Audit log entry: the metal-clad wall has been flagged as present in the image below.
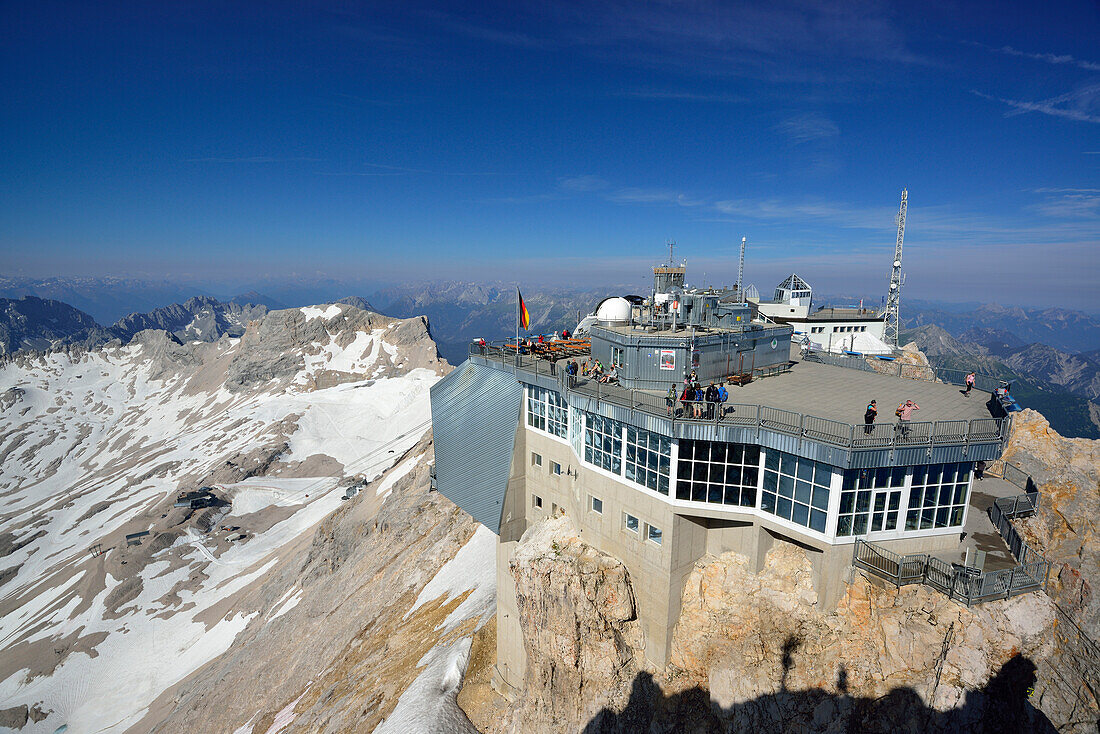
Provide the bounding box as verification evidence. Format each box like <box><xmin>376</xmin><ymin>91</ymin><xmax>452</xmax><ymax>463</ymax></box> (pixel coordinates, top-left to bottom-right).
<box><xmin>430</xmin><ymin>360</ymin><xmax>523</xmax><ymax>534</ymax></box>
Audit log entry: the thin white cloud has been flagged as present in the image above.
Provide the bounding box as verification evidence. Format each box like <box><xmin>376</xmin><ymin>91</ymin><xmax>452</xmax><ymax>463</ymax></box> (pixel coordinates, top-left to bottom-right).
<box><xmin>993</xmin><ymin>44</ymin><xmax>1100</xmax><ymax>72</ymax></box>
<box><xmin>558</xmin><ymin>175</ymin><xmax>610</xmax><ymax>192</ymax></box>
<box><xmin>972</xmin><ymin>88</ymin><xmax>1100</xmax><ymax>124</ymax></box>
<box><xmin>1032</xmin><ymin>193</ymin><xmax>1100</xmax><ymax>219</ymax></box>
<box><xmin>185</xmin><ymin>156</ymin><xmax>322</xmax><ymax>163</ymax></box>
<box><xmin>775</xmin><ymin>113</ymin><xmax>840</xmax><ymax>144</ymax></box>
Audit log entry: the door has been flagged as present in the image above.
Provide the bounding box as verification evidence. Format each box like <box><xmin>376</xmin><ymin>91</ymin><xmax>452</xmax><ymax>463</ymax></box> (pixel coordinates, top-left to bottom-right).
<box><xmin>870</xmin><ymin>489</ymin><xmax>902</xmax><ymax>532</ymax></box>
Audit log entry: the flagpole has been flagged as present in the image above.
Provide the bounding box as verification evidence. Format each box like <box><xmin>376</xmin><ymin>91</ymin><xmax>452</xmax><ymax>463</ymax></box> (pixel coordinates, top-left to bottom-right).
<box><xmin>515</xmin><ymin>284</ymin><xmax>519</xmax><ymax>372</ymax></box>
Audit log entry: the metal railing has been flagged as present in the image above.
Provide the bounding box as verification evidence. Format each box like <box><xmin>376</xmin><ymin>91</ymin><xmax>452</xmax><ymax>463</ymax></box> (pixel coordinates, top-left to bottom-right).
<box><xmin>804</xmin><ymin>350</ymin><xmax>1003</xmax><ymax>393</ymax></box>
<box><xmin>471</xmin><ymin>342</ymin><xmax>1006</xmax><ymax>452</ymax></box>
<box><xmin>853</xmin><ymin>537</ymin><xmax>1048</xmax><ymax>606</ymax></box>
<box><xmin>851</xmin><ymin>466</ymin><xmax>1051</xmax><ymax>606</ymax></box>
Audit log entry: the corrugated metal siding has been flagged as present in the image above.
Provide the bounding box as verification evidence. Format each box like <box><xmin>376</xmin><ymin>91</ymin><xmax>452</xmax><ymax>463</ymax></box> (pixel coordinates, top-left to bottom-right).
<box><xmin>430</xmin><ymin>360</ymin><xmax>523</xmax><ymax>534</ymax></box>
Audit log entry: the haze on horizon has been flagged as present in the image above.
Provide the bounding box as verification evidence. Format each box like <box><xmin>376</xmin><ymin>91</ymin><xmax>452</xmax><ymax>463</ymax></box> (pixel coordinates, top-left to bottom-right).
<box><xmin>1</xmin><ymin>1</ymin><xmax>1097</xmax><ymax>310</ymax></box>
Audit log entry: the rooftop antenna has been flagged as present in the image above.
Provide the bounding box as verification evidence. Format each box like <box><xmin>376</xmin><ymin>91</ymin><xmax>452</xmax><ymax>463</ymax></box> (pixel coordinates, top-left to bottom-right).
<box><xmin>737</xmin><ymin>236</ymin><xmax>746</xmax><ymax>301</ymax></box>
<box><xmin>883</xmin><ymin>189</ymin><xmax>907</xmax><ymax>348</ymax></box>
<box><xmin>667</xmin><ymin>239</ymin><xmax>676</xmax><ymax>264</ymax></box>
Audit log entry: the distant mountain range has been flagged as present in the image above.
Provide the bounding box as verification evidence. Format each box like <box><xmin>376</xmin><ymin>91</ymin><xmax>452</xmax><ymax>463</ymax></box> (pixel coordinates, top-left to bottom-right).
<box><xmin>0</xmin><ymin>292</ymin><xmax>385</xmax><ymax>358</ymax></box>
<box><xmin>901</xmin><ymin>324</ymin><xmax>1100</xmax><ymax>439</ymax></box>
<box><xmin>0</xmin><ymin>296</ymin><xmax>103</xmax><ymax>354</ymax></box>
<box><xmin>371</xmin><ymin>281</ymin><xmax>604</xmax><ymax>365</ymax></box>
<box><xmin>902</xmin><ymin>303</ymin><xmax>1100</xmax><ymax>354</ymax></box>
<box><xmin>4</xmin><ymin>275</ymin><xmax>1099</xmax><ymax>436</ymax></box>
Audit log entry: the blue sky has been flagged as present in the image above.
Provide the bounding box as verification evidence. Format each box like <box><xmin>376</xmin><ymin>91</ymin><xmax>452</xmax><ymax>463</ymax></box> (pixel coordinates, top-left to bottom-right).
<box><xmin>1</xmin><ymin>1</ymin><xmax>1098</xmax><ymax>308</ymax></box>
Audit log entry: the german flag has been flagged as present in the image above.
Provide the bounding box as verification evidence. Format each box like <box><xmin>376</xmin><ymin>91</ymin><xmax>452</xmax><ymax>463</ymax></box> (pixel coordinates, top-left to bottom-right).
<box><xmin>518</xmin><ymin>287</ymin><xmax>530</xmax><ymax>331</ymax></box>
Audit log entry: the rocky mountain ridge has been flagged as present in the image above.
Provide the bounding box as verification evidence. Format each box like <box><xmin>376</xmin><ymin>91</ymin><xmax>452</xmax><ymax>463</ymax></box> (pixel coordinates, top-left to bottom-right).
<box><xmin>0</xmin><ymin>295</ymin><xmax>103</xmax><ymax>354</ymax></box>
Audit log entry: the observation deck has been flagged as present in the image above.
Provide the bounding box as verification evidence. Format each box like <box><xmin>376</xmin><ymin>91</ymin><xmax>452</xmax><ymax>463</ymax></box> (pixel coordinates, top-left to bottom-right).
<box><xmin>468</xmin><ymin>340</ymin><xmax>1007</xmax><ymax>468</ymax></box>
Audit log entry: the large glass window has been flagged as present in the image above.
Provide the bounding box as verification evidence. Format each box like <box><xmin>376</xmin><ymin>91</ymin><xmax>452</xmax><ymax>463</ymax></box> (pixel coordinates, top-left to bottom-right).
<box><xmin>584</xmin><ymin>413</ymin><xmax>622</xmax><ymax>475</ymax></box>
<box><xmin>905</xmin><ymin>463</ymin><xmax>971</xmax><ymax>531</ymax></box>
<box><xmin>837</xmin><ymin>467</ymin><xmax>906</xmax><ymax>536</ymax></box>
<box><xmin>570</xmin><ymin>406</ymin><xmax>584</xmax><ymax>457</ymax></box>
<box><xmin>675</xmin><ymin>439</ymin><xmax>759</xmax><ymax>507</ymax></box>
<box><xmin>527</xmin><ymin>386</ymin><xmax>567</xmax><ymax>438</ymax></box>
<box><xmin>761</xmin><ymin>450</ymin><xmax>832</xmax><ymax>533</ymax></box>
<box><xmin>625</xmin><ymin>426</ymin><xmax>671</xmax><ymax>495</ymax></box>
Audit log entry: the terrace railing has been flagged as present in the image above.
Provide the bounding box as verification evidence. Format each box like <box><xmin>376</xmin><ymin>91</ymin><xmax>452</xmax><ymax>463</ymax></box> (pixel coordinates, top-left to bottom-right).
<box><xmin>470</xmin><ymin>341</ymin><xmax>1006</xmax><ymax>453</ymax></box>
<box><xmin>804</xmin><ymin>350</ymin><xmax>1003</xmax><ymax>393</ymax></box>
<box><xmin>852</xmin><ymin>463</ymin><xmax>1051</xmax><ymax>606</ymax></box>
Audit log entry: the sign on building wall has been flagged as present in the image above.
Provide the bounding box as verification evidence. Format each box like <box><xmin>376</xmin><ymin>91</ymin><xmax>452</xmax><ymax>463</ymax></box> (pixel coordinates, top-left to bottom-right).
<box><xmin>659</xmin><ymin>350</ymin><xmax>676</xmax><ymax>370</ymax></box>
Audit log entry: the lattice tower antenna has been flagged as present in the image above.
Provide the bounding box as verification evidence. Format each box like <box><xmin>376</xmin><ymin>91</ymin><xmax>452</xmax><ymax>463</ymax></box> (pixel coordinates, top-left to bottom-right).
<box><xmin>883</xmin><ymin>188</ymin><xmax>907</xmax><ymax>348</ymax></box>
<box><xmin>737</xmin><ymin>236</ymin><xmax>746</xmax><ymax>300</ymax></box>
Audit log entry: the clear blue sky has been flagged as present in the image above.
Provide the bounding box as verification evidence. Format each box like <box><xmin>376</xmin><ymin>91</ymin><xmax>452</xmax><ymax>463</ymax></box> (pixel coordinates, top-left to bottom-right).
<box><xmin>2</xmin><ymin>1</ymin><xmax>1097</xmax><ymax>308</ymax></box>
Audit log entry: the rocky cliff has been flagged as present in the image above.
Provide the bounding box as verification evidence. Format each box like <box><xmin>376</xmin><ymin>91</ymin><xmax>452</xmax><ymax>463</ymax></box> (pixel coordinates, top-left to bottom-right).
<box><xmin>467</xmin><ymin>409</ymin><xmax>1100</xmax><ymax>733</ymax></box>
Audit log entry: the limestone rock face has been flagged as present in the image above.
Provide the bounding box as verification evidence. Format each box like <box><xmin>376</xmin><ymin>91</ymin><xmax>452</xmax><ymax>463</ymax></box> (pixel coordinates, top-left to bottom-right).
<box><xmin>484</xmin><ymin>519</ymin><xmax>1079</xmax><ymax>733</ymax></box>
<box><xmin>670</xmin><ymin>548</ymin><xmax>1058</xmax><ymax>733</ymax></box>
<box><xmin>503</xmin><ymin>516</ymin><xmax>645</xmax><ymax>733</ymax></box>
<box><xmin>1001</xmin><ymin>409</ymin><xmax>1100</xmax><ymax>635</ymax></box>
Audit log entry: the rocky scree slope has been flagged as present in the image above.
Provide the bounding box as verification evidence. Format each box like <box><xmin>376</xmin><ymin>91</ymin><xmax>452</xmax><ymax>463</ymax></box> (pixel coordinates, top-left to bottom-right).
<box><xmin>0</xmin><ymin>302</ymin><xmax>447</xmax><ymax>732</ymax></box>
<box><xmin>141</xmin><ymin>434</ymin><xmax>494</xmax><ymax>734</ymax></box>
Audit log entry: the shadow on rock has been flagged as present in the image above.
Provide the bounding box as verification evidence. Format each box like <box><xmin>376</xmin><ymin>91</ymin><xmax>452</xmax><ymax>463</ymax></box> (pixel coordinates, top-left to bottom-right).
<box><xmin>582</xmin><ymin>653</ymin><xmax>1056</xmax><ymax>734</ymax></box>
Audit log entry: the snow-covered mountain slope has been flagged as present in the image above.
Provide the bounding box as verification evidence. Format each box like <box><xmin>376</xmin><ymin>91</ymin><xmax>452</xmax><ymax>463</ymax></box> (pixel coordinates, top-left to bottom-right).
<box><xmin>0</xmin><ymin>303</ymin><xmax>455</xmax><ymax>733</ymax></box>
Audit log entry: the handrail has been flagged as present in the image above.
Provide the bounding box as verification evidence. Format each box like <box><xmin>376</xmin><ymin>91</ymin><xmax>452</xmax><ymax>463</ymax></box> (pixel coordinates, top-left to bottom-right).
<box><xmin>804</xmin><ymin>350</ymin><xmax>1003</xmax><ymax>392</ymax></box>
<box><xmin>470</xmin><ymin>342</ymin><xmax>1006</xmax><ymax>451</ymax></box>
<box><xmin>852</xmin><ymin>466</ymin><xmax>1051</xmax><ymax>606</ymax></box>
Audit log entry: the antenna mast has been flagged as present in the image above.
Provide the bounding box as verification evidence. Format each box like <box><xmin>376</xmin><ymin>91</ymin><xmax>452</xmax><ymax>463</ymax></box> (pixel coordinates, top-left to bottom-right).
<box><xmin>883</xmin><ymin>189</ymin><xmax>907</xmax><ymax>348</ymax></box>
<box><xmin>737</xmin><ymin>236</ymin><xmax>746</xmax><ymax>301</ymax></box>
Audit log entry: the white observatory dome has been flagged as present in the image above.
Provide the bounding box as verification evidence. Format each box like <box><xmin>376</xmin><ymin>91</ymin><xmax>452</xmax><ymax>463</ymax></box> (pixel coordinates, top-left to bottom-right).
<box><xmin>595</xmin><ymin>297</ymin><xmax>632</xmax><ymax>325</ymax></box>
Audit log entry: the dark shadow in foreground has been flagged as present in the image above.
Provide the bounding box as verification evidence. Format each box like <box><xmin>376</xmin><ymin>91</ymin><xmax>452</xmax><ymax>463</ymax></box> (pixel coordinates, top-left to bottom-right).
<box><xmin>582</xmin><ymin>651</ymin><xmax>1057</xmax><ymax>734</ymax></box>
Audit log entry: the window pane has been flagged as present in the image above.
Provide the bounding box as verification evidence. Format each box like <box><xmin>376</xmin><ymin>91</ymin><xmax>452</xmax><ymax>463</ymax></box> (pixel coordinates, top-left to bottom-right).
<box><xmin>791</xmin><ymin>502</ymin><xmax>809</xmax><ymax>526</ymax></box>
<box><xmin>776</xmin><ymin>497</ymin><xmax>792</xmax><ymax>519</ymax></box>
<box><xmin>779</xmin><ymin>475</ymin><xmax>795</xmax><ymax>498</ymax></box>
<box><xmin>761</xmin><ymin>492</ymin><xmax>776</xmax><ymax>512</ymax></box>
<box><xmin>797</xmin><ymin>459</ymin><xmax>814</xmax><ymax>482</ymax></box>
<box><xmin>809</xmin><ymin>510</ymin><xmax>827</xmax><ymax>534</ymax></box>
<box><xmin>837</xmin><ymin>515</ymin><xmax>853</xmax><ymax>536</ymax></box>
<box><xmin>648</xmin><ymin>525</ymin><xmax>662</xmax><ymax>544</ymax></box>
<box><xmin>840</xmin><ymin>493</ymin><xmax>855</xmax><ymax>514</ymax></box>
<box><xmin>811</xmin><ymin>487</ymin><xmax>830</xmax><ymax>511</ymax></box>
<box><xmin>708</xmin><ymin>483</ymin><xmax>723</xmax><ymax>503</ymax></box>
<box><xmin>794</xmin><ymin>481</ymin><xmax>812</xmax><ymax>504</ymax></box>
<box><xmin>625</xmin><ymin>514</ymin><xmax>639</xmax><ymax>532</ymax></box>
<box><xmin>763</xmin><ymin>470</ymin><xmax>778</xmax><ymax>492</ymax></box>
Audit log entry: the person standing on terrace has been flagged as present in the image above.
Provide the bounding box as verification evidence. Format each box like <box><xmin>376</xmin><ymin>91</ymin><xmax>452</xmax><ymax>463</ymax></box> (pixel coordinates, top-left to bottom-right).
<box><xmin>963</xmin><ymin>371</ymin><xmax>976</xmax><ymax>397</ymax></box>
<box><xmin>864</xmin><ymin>400</ymin><xmax>877</xmax><ymax>435</ymax></box>
<box><xmin>896</xmin><ymin>400</ymin><xmax>920</xmax><ymax>437</ymax></box>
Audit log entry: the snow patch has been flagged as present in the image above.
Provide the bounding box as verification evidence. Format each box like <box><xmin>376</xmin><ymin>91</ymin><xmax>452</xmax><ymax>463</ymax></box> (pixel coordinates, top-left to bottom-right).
<box><xmin>407</xmin><ymin>525</ymin><xmax>496</xmax><ymax>633</ymax></box>
<box><xmin>299</xmin><ymin>305</ymin><xmax>342</xmax><ymax>322</ymax></box>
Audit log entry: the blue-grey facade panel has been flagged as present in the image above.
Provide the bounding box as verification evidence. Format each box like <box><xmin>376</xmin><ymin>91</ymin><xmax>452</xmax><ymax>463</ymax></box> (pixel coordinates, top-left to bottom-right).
<box><xmin>430</xmin><ymin>360</ymin><xmax>523</xmax><ymax>534</ymax></box>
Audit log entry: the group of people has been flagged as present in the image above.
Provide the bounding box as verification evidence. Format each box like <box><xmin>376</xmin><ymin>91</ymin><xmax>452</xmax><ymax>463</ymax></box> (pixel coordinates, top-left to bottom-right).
<box><xmin>667</xmin><ymin>380</ymin><xmax>729</xmax><ymax>420</ymax></box>
<box><xmin>863</xmin><ymin>398</ymin><xmax>921</xmax><ymax>436</ymax></box>
<box><xmin>564</xmin><ymin>358</ymin><xmax>617</xmax><ymax>385</ymax></box>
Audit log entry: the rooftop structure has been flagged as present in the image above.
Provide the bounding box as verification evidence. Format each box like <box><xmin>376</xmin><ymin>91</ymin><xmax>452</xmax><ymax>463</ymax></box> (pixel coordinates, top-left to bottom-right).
<box><xmin>431</xmin><ymin>257</ymin><xmax>1017</xmax><ymax>689</ymax></box>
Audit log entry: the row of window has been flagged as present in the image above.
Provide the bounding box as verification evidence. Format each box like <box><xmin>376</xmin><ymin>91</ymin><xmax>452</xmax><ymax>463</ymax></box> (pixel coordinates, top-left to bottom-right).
<box><xmin>602</xmin><ymin>497</ymin><xmax>662</xmax><ymax>545</ymax></box>
<box><xmin>531</xmin><ymin>490</ymin><xmax>665</xmax><ymax>546</ymax></box>
<box><xmin>527</xmin><ymin>388</ymin><xmax>971</xmax><ymax>538</ymax></box>
<box><xmin>809</xmin><ymin>325</ymin><xmax>869</xmax><ymax>334</ymax></box>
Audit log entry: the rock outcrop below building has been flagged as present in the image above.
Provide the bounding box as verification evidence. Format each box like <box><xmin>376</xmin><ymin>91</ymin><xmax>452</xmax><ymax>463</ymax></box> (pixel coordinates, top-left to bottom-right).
<box><xmin>480</xmin><ymin>514</ymin><xmax>1071</xmax><ymax>733</ymax></box>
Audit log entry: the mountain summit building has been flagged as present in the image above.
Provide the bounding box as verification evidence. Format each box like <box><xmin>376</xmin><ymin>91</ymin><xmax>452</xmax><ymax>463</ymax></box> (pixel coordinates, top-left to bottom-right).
<box><xmin>429</xmin><ymin>261</ymin><xmax>1011</xmax><ymax>691</ymax></box>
